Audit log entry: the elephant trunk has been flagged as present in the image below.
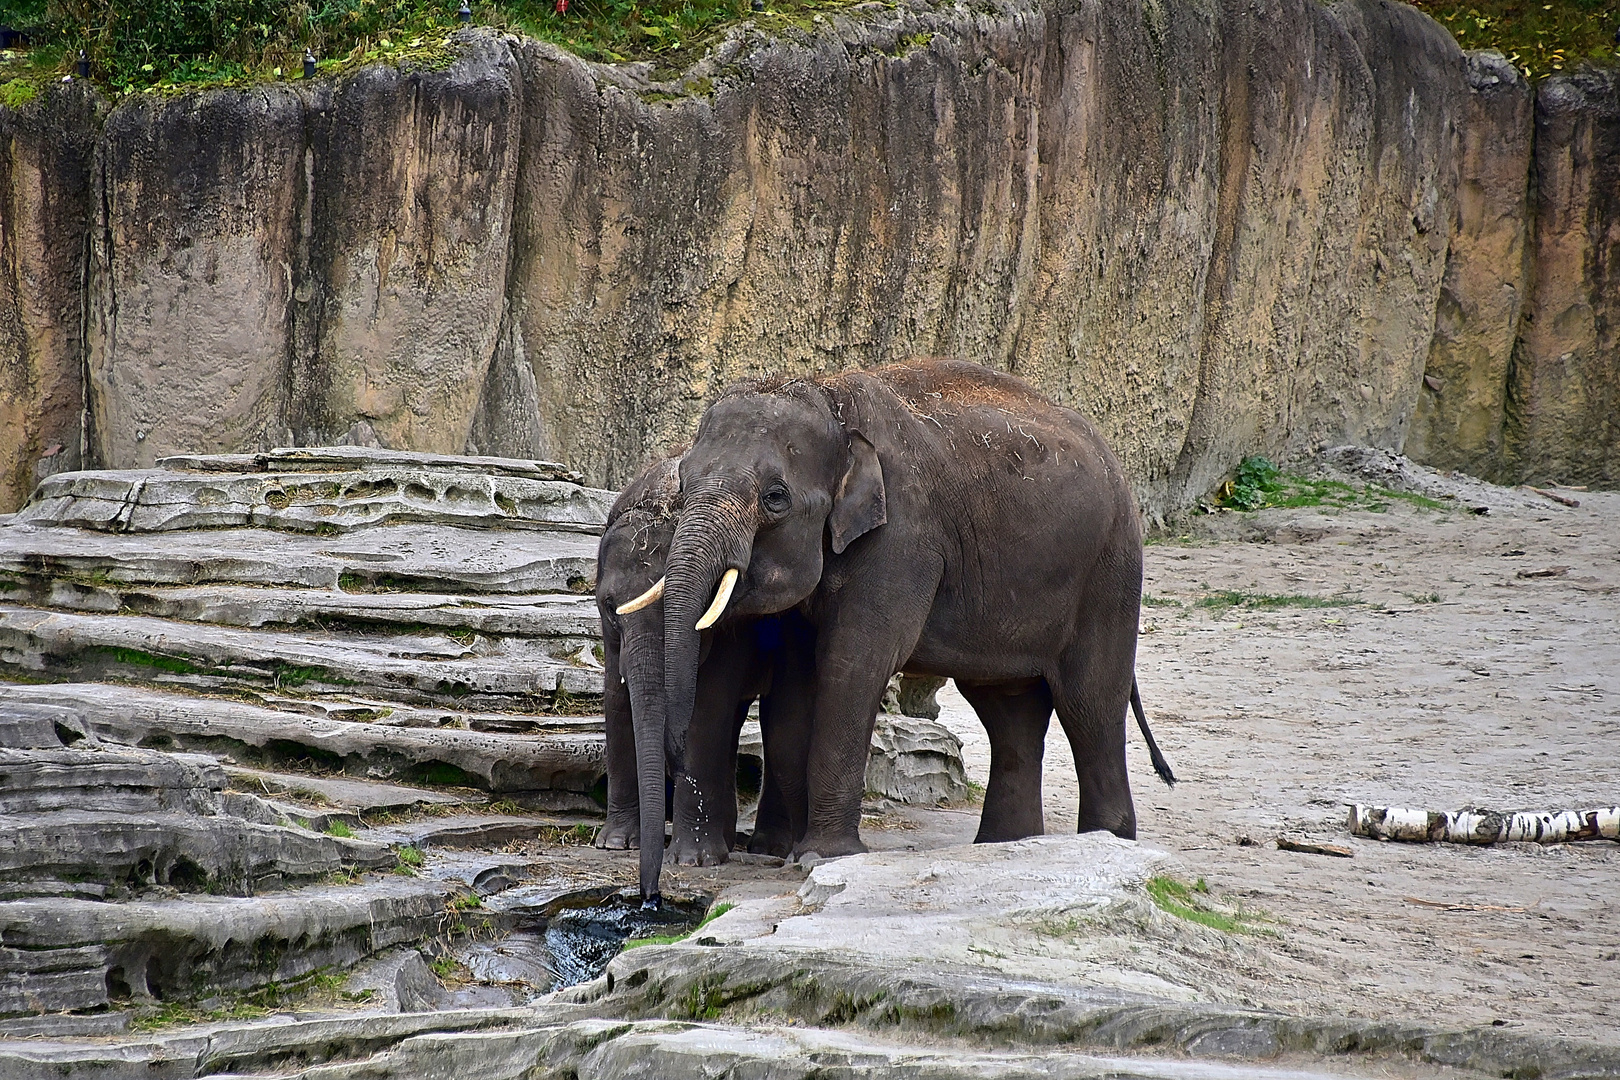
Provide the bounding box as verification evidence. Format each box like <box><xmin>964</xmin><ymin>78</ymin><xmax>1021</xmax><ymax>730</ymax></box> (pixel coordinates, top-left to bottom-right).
<box><xmin>619</xmin><ymin>614</ymin><xmax>668</xmax><ymax>903</ymax></box>
<box><xmin>662</xmin><ymin>486</ymin><xmax>756</xmax><ymax>814</ymax></box>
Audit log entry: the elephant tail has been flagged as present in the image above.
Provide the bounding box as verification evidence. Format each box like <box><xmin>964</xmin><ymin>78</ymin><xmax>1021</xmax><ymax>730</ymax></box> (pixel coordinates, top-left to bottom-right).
<box><xmin>1130</xmin><ymin>679</ymin><xmax>1176</xmax><ymax>786</ymax></box>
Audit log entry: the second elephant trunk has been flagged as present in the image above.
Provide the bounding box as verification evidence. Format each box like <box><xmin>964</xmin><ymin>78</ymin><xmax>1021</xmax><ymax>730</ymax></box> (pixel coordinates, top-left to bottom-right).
<box><xmin>620</xmin><ymin>614</ymin><xmax>668</xmax><ymax>902</ymax></box>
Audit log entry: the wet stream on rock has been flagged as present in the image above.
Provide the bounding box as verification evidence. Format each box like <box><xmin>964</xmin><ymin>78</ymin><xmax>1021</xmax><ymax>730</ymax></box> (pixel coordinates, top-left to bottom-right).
<box><xmin>542</xmin><ymin>898</ymin><xmax>705</xmax><ymax>986</ymax></box>
<box><xmin>465</xmin><ymin>891</ymin><xmax>709</xmax><ymax>995</ymax></box>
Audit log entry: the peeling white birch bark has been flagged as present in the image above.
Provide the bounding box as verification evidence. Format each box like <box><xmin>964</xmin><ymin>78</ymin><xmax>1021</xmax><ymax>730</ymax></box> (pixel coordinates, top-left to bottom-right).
<box><xmin>1349</xmin><ymin>804</ymin><xmax>1620</xmax><ymax>844</ymax></box>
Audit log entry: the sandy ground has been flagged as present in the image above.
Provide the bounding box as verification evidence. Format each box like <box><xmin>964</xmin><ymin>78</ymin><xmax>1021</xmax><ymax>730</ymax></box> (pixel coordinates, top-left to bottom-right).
<box><xmin>927</xmin><ymin>487</ymin><xmax>1620</xmax><ymax>1044</ymax></box>
<box><xmin>642</xmin><ymin>482</ymin><xmax>1618</xmax><ymax>1048</ymax></box>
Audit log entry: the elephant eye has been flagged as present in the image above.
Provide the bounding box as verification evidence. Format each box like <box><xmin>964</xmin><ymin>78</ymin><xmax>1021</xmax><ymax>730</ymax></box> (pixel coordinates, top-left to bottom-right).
<box><xmin>760</xmin><ymin>485</ymin><xmax>791</xmax><ymax>515</ymax></box>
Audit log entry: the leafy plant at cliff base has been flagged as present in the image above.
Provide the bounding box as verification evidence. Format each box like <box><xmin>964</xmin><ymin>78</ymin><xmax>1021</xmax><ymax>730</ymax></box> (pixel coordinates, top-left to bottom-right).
<box><xmin>1217</xmin><ymin>455</ymin><xmax>1284</xmax><ymax>511</ymax></box>
<box><xmin>1213</xmin><ymin>455</ymin><xmax>1450</xmax><ymax>514</ymax></box>
<box><xmin>1404</xmin><ymin>0</ymin><xmax>1619</xmax><ymax>79</ymax></box>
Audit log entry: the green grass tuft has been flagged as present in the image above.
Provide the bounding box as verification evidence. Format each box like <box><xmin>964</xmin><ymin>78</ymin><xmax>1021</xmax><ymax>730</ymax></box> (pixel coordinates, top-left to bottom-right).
<box><xmin>325</xmin><ymin>819</ymin><xmax>355</xmax><ymax>838</ymax></box>
<box><xmin>1195</xmin><ymin>590</ymin><xmax>1359</xmax><ymax>611</ymax></box>
<box><xmin>93</xmin><ymin>646</ymin><xmax>206</xmax><ymax>675</ymax></box>
<box><xmin>1145</xmin><ymin>875</ymin><xmax>1251</xmax><ymax>933</ymax></box>
<box><xmin>621</xmin><ymin>901</ymin><xmax>734</xmax><ymax>950</ymax></box>
<box><xmin>393</xmin><ymin>845</ymin><xmax>425</xmax><ymax>874</ymax></box>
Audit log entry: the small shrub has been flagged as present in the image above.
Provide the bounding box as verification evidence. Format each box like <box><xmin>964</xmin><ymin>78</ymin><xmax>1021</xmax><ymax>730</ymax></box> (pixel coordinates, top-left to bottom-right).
<box><xmin>0</xmin><ymin>78</ymin><xmax>38</xmax><ymax>108</ymax></box>
<box><xmin>1218</xmin><ymin>455</ymin><xmax>1283</xmax><ymax>511</ymax></box>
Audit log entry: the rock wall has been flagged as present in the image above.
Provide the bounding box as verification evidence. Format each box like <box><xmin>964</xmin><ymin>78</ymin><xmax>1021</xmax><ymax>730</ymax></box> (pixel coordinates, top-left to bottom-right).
<box><xmin>1</xmin><ymin>0</ymin><xmax>1616</xmax><ymax>515</ymax></box>
<box><xmin>0</xmin><ymin>85</ymin><xmax>100</xmax><ymax>511</ymax></box>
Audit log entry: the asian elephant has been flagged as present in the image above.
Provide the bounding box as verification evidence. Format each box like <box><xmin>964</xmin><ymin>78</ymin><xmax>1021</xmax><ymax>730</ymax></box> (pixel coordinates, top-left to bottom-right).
<box><xmin>594</xmin><ymin>456</ymin><xmax>814</xmax><ymax>891</ymax></box>
<box><xmin>638</xmin><ymin>359</ymin><xmax>1158</xmax><ymax>901</ymax></box>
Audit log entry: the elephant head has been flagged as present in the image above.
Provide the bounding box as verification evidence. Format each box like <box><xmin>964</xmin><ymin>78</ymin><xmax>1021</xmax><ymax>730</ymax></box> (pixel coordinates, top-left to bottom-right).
<box><xmin>655</xmin><ymin>382</ymin><xmax>887</xmax><ymax>882</ymax></box>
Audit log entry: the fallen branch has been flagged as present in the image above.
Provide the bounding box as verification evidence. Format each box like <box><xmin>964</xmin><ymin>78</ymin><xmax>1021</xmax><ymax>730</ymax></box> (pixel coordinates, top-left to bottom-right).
<box><xmin>1349</xmin><ymin>804</ymin><xmax>1620</xmax><ymax>845</ymax></box>
<box><xmin>1526</xmin><ymin>486</ymin><xmax>1580</xmax><ymax>508</ymax></box>
<box><xmin>1276</xmin><ymin>837</ymin><xmax>1353</xmax><ymax>858</ymax></box>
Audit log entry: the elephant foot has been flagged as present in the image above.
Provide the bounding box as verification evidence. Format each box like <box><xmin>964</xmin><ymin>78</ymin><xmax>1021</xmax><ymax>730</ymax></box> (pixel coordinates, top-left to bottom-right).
<box><xmin>746</xmin><ymin>827</ymin><xmax>794</xmax><ymax>858</ymax></box>
<box><xmin>792</xmin><ymin>829</ymin><xmax>867</xmax><ymax>862</ymax></box>
<box><xmin>667</xmin><ymin>834</ymin><xmax>731</xmax><ymax>867</ymax></box>
<box><xmin>595</xmin><ymin>816</ymin><xmax>640</xmax><ymax>850</ymax></box>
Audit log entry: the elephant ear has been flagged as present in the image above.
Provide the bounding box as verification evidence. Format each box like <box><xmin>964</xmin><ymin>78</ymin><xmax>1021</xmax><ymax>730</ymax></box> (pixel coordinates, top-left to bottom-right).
<box><xmin>829</xmin><ymin>431</ymin><xmax>886</xmax><ymax>555</ymax></box>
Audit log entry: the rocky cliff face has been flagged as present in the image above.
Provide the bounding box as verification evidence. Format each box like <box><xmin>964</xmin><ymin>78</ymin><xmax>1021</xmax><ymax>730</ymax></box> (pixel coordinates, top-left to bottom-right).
<box><xmin>1</xmin><ymin>0</ymin><xmax>1615</xmax><ymax>515</ymax></box>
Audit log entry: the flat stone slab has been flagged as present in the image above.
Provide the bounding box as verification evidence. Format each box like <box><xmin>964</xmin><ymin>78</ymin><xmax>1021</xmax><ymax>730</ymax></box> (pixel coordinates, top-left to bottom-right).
<box><xmin>0</xmin><ymin>521</ymin><xmax>600</xmax><ymax>594</ymax></box>
<box><xmin>0</xmin><ymin>604</ymin><xmax>603</xmax><ymax>705</ymax></box>
<box><xmin>0</xmin><ymin>1007</ymin><xmax>533</xmax><ymax>1080</ymax></box>
<box><xmin>4</xmin><ymin>579</ymin><xmax>602</xmax><ymax>640</ymax></box>
<box><xmin>0</xmin><ymin>744</ymin><xmax>223</xmax><ymax>816</ymax></box>
<box><xmin>369</xmin><ymin>814</ymin><xmax>590</xmax><ymax>851</ymax></box>
<box><xmin>17</xmin><ymin>453</ymin><xmax>613</xmax><ymax>535</ymax></box>
<box><xmin>224</xmin><ymin>767</ymin><xmax>481</xmax><ymax>814</ymax></box>
<box><xmin>0</xmin><ymin>683</ymin><xmax>606</xmax><ymax>800</ymax></box>
<box><xmin>0</xmin><ymin>1012</ymin><xmax>1557</xmax><ymax>1080</ymax></box>
<box><xmin>0</xmin><ymin>878</ymin><xmax>457</xmax><ymax>1016</ymax></box>
<box><xmin>563</xmin><ymin>835</ymin><xmax>1620</xmax><ymax>1080</ymax></box>
<box><xmin>0</xmin><ymin>809</ymin><xmax>395</xmax><ymax>898</ymax></box>
<box><xmin>169</xmin><ymin>446</ymin><xmax>587</xmax><ymax>483</ymax></box>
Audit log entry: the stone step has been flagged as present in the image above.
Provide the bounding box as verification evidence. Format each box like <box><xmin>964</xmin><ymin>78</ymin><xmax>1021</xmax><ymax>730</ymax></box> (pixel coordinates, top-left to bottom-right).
<box><xmin>369</xmin><ymin>814</ymin><xmax>598</xmax><ymax>852</ymax></box>
<box><xmin>0</xmin><ymin>878</ymin><xmax>459</xmax><ymax>1017</ymax></box>
<box><xmin>0</xmin><ymin>683</ymin><xmax>606</xmax><ymax>807</ymax></box>
<box><xmin>0</xmin><ymin>521</ymin><xmax>600</xmax><ymax>595</ymax></box>
<box><xmin>0</xmin><ymin>744</ymin><xmax>223</xmax><ymax>815</ymax></box>
<box><xmin>0</xmin><ymin>809</ymin><xmax>396</xmax><ymax>899</ymax></box>
<box><xmin>0</xmin><ymin>604</ymin><xmax>603</xmax><ymax>709</ymax></box>
<box><xmin>0</xmin><ymin>1014</ymin><xmax>1431</xmax><ymax>1080</ymax></box>
<box><xmin>2</xmin><ymin>578</ymin><xmax>601</xmax><ymax>640</ymax></box>
<box><xmin>17</xmin><ymin>450</ymin><xmax>613</xmax><ymax>536</ymax></box>
<box><xmin>171</xmin><ymin>446</ymin><xmax>587</xmax><ymax>483</ymax></box>
<box><xmin>223</xmin><ymin>766</ymin><xmax>483</xmax><ymax>816</ymax></box>
<box><xmin>0</xmin><ymin>1008</ymin><xmax>532</xmax><ymax>1080</ymax></box>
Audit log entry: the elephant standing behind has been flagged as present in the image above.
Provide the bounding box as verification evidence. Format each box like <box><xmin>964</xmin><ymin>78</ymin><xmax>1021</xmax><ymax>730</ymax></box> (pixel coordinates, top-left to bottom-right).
<box><xmin>594</xmin><ymin>456</ymin><xmax>813</xmax><ymax>887</ymax></box>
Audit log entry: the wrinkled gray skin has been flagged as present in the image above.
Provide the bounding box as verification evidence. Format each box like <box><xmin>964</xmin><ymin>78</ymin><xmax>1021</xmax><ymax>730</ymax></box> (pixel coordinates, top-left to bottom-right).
<box><xmin>659</xmin><ymin>361</ymin><xmax>1145</xmax><ymax>896</ymax></box>
<box><xmin>595</xmin><ymin>458</ymin><xmax>813</xmax><ymax>890</ymax></box>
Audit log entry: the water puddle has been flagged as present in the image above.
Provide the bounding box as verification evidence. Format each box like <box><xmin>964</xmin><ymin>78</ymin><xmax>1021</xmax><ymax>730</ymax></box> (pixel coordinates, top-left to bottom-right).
<box><xmin>543</xmin><ymin>894</ymin><xmax>708</xmax><ymax>987</ymax></box>
<box><xmin>464</xmin><ymin>888</ymin><xmax>709</xmax><ymax>993</ymax></box>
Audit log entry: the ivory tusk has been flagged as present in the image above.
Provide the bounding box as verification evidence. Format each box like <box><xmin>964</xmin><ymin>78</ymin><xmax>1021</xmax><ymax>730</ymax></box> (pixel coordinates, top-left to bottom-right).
<box><xmin>615</xmin><ymin>576</ymin><xmax>665</xmax><ymax>615</ymax></box>
<box><xmin>694</xmin><ymin>568</ymin><xmax>740</xmax><ymax>630</ymax></box>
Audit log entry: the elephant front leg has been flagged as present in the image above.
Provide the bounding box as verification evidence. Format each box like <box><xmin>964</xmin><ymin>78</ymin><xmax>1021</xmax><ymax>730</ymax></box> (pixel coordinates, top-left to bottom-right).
<box><xmin>793</xmin><ymin>655</ymin><xmax>892</xmax><ymax>861</ymax></box>
<box><xmin>669</xmin><ymin>638</ymin><xmax>757</xmax><ymax>867</ymax></box>
<box><xmin>669</xmin><ymin>710</ymin><xmax>743</xmax><ymax>867</ymax></box>
<box><xmin>793</xmin><ymin>578</ymin><xmax>934</xmax><ymax>861</ymax></box>
<box><xmin>596</xmin><ymin>635</ymin><xmax>641</xmax><ymax>850</ymax></box>
<box><xmin>752</xmin><ymin>628</ymin><xmax>816</xmax><ymax>856</ymax></box>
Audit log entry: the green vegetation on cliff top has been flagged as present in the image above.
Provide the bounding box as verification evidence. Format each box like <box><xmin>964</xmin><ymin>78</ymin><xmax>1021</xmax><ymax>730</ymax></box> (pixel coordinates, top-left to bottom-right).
<box><xmin>1407</xmin><ymin>0</ymin><xmax>1618</xmax><ymax>79</ymax></box>
<box><xmin>0</xmin><ymin>0</ymin><xmax>869</xmax><ymax>95</ymax></box>
<box><xmin>0</xmin><ymin>0</ymin><xmax>1614</xmax><ymax>98</ymax></box>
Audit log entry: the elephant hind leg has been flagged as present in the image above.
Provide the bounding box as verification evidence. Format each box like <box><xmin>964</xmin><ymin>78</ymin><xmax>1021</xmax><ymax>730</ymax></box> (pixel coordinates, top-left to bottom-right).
<box><xmin>1048</xmin><ymin>640</ymin><xmax>1138</xmax><ymax>841</ymax></box>
<box><xmin>956</xmin><ymin>677</ymin><xmax>1051</xmax><ymax>843</ymax></box>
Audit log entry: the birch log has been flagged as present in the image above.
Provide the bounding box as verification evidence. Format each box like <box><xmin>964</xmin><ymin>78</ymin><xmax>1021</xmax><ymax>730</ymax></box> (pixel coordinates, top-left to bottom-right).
<box><xmin>1349</xmin><ymin>804</ymin><xmax>1620</xmax><ymax>844</ymax></box>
